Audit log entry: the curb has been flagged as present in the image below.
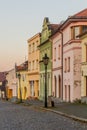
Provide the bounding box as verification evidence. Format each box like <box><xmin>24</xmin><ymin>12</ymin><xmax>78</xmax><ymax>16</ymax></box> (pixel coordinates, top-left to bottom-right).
<box><xmin>9</xmin><ymin>101</ymin><xmax>87</xmax><ymax>123</ymax></box>
<box><xmin>39</xmin><ymin>107</ymin><xmax>87</xmax><ymax>123</ymax></box>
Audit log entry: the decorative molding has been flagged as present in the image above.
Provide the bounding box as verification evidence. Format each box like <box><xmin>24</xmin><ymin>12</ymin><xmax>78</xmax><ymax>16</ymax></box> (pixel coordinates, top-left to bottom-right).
<box><xmin>64</xmin><ymin>47</ymin><xmax>81</xmax><ymax>54</ymax></box>
<box><xmin>63</xmin><ymin>39</ymin><xmax>81</xmax><ymax>47</ymax></box>
<box><xmin>28</xmin><ymin>72</ymin><xmax>39</xmax><ymax>75</ymax></box>
<box><xmin>52</xmin><ymin>66</ymin><xmax>62</xmax><ymax>71</ymax></box>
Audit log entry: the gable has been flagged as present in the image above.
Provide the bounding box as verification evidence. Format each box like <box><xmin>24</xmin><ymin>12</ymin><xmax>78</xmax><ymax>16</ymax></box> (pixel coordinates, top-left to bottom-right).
<box><xmin>41</xmin><ymin>17</ymin><xmax>59</xmax><ymax>44</ymax></box>
<box><xmin>41</xmin><ymin>17</ymin><xmax>51</xmax><ymax>44</ymax></box>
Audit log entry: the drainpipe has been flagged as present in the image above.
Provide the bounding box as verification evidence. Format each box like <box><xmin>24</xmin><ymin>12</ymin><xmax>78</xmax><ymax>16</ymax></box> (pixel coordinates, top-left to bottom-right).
<box><xmin>59</xmin><ymin>30</ymin><xmax>63</xmax><ymax>100</ymax></box>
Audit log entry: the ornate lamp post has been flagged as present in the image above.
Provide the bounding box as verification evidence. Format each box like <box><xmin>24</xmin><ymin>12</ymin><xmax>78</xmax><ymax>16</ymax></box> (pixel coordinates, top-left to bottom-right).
<box><xmin>43</xmin><ymin>53</ymin><xmax>49</xmax><ymax>108</ymax></box>
<box><xmin>17</xmin><ymin>73</ymin><xmax>22</xmax><ymax>103</ymax></box>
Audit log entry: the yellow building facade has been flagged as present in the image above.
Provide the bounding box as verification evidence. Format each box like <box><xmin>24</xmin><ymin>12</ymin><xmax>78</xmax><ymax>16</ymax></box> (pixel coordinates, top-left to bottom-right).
<box><xmin>80</xmin><ymin>32</ymin><xmax>87</xmax><ymax>103</ymax></box>
<box><xmin>16</xmin><ymin>61</ymin><xmax>28</xmax><ymax>100</ymax></box>
<box><xmin>27</xmin><ymin>33</ymin><xmax>40</xmax><ymax>98</ymax></box>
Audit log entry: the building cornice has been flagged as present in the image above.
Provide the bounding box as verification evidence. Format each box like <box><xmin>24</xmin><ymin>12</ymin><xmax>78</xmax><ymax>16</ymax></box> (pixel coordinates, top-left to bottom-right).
<box><xmin>52</xmin><ymin>66</ymin><xmax>62</xmax><ymax>71</ymax></box>
<box><xmin>63</xmin><ymin>39</ymin><xmax>81</xmax><ymax>47</ymax></box>
<box><xmin>27</xmin><ymin>33</ymin><xmax>41</xmax><ymax>43</ymax></box>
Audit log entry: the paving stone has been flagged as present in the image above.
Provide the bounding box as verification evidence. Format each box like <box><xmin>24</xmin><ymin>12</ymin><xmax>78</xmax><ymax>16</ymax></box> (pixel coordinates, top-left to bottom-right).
<box><xmin>0</xmin><ymin>101</ymin><xmax>87</xmax><ymax>130</ymax></box>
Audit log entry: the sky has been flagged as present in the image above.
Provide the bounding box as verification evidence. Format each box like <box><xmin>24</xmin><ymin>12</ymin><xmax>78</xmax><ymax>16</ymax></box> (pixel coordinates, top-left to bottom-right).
<box><xmin>0</xmin><ymin>0</ymin><xmax>87</xmax><ymax>72</ymax></box>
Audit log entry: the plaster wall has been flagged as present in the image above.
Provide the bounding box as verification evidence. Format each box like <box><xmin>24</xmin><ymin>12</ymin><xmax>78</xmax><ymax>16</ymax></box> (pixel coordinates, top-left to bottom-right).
<box><xmin>63</xmin><ymin>21</ymin><xmax>83</xmax><ymax>102</ymax></box>
<box><xmin>6</xmin><ymin>69</ymin><xmax>17</xmax><ymax>97</ymax></box>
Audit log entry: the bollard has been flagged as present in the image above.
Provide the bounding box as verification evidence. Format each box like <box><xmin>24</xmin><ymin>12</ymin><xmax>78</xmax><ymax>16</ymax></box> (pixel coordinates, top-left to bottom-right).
<box><xmin>51</xmin><ymin>101</ymin><xmax>54</xmax><ymax>107</ymax></box>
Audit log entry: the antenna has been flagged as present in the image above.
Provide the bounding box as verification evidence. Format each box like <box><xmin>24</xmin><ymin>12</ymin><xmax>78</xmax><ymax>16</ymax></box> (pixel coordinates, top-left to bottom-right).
<box><xmin>25</xmin><ymin>55</ymin><xmax>26</xmax><ymax>62</ymax></box>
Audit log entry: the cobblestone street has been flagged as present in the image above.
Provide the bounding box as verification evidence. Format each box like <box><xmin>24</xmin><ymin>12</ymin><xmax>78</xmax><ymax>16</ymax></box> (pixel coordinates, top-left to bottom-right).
<box><xmin>0</xmin><ymin>101</ymin><xmax>87</xmax><ymax>130</ymax></box>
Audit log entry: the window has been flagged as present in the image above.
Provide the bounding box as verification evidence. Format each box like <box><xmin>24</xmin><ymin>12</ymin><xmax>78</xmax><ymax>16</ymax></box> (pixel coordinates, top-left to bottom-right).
<box><xmin>32</xmin><ymin>61</ymin><xmax>34</xmax><ymax>70</ymax></box>
<box><xmin>81</xmin><ymin>26</ymin><xmax>87</xmax><ymax>33</ymax></box>
<box><xmin>29</xmin><ymin>45</ymin><xmax>31</xmax><ymax>54</ymax></box>
<box><xmin>68</xmin><ymin>57</ymin><xmax>70</xmax><ymax>72</ymax></box>
<box><xmin>64</xmin><ymin>57</ymin><xmax>70</xmax><ymax>72</ymax></box>
<box><xmin>64</xmin><ymin>58</ymin><xmax>67</xmax><ymax>72</ymax></box>
<box><xmin>58</xmin><ymin>45</ymin><xmax>61</xmax><ymax>60</ymax></box>
<box><xmin>22</xmin><ymin>74</ymin><xmax>25</xmax><ymax>81</ymax></box>
<box><xmin>28</xmin><ymin>62</ymin><xmax>31</xmax><ymax>71</ymax></box>
<box><xmin>71</xmin><ymin>26</ymin><xmax>79</xmax><ymax>39</ymax></box>
<box><xmin>36</xmin><ymin>60</ymin><xmax>38</xmax><ymax>69</ymax></box>
<box><xmin>74</xmin><ymin>27</ymin><xmax>79</xmax><ymax>39</ymax></box>
<box><xmin>36</xmin><ymin>40</ymin><xmax>38</xmax><ymax>50</ymax></box>
<box><xmin>68</xmin><ymin>85</ymin><xmax>70</xmax><ymax>101</ymax></box>
<box><xmin>65</xmin><ymin>85</ymin><xmax>67</xmax><ymax>100</ymax></box>
<box><xmin>54</xmin><ymin>48</ymin><xmax>56</xmax><ymax>61</ymax></box>
<box><xmin>71</xmin><ymin>25</ymin><xmax>87</xmax><ymax>40</ymax></box>
<box><xmin>32</xmin><ymin>43</ymin><xmax>35</xmax><ymax>52</ymax></box>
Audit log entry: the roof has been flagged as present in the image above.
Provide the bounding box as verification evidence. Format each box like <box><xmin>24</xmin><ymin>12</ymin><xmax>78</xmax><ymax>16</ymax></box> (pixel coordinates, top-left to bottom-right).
<box><xmin>51</xmin><ymin>8</ymin><xmax>87</xmax><ymax>37</ymax></box>
<box><xmin>0</xmin><ymin>72</ymin><xmax>7</xmax><ymax>82</ymax></box>
<box><xmin>16</xmin><ymin>61</ymin><xmax>28</xmax><ymax>72</ymax></box>
<box><xmin>27</xmin><ymin>33</ymin><xmax>41</xmax><ymax>43</ymax></box>
<box><xmin>48</xmin><ymin>24</ymin><xmax>60</xmax><ymax>33</ymax></box>
<box><xmin>72</xmin><ymin>8</ymin><xmax>87</xmax><ymax>18</ymax></box>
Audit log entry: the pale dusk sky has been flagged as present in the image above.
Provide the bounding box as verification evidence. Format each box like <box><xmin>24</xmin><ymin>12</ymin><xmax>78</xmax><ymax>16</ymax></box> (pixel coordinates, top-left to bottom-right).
<box><xmin>0</xmin><ymin>0</ymin><xmax>87</xmax><ymax>71</ymax></box>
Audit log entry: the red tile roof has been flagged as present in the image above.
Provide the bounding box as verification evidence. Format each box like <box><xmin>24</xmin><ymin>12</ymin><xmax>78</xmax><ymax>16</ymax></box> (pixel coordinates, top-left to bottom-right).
<box><xmin>50</xmin><ymin>8</ymin><xmax>87</xmax><ymax>37</ymax></box>
<box><xmin>61</xmin><ymin>8</ymin><xmax>87</xmax><ymax>29</ymax></box>
<box><xmin>16</xmin><ymin>61</ymin><xmax>28</xmax><ymax>71</ymax></box>
<box><xmin>0</xmin><ymin>72</ymin><xmax>7</xmax><ymax>82</ymax></box>
<box><xmin>48</xmin><ymin>24</ymin><xmax>60</xmax><ymax>33</ymax></box>
<box><xmin>73</xmin><ymin>8</ymin><xmax>87</xmax><ymax>17</ymax></box>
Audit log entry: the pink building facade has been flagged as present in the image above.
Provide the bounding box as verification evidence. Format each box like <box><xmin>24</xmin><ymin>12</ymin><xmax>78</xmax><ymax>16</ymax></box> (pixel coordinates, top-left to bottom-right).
<box><xmin>51</xmin><ymin>32</ymin><xmax>62</xmax><ymax>99</ymax></box>
<box><xmin>52</xmin><ymin>9</ymin><xmax>87</xmax><ymax>102</ymax></box>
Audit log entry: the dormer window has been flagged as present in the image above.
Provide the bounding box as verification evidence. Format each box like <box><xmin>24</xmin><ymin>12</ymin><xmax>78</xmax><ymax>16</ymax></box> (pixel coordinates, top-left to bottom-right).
<box><xmin>71</xmin><ymin>26</ymin><xmax>79</xmax><ymax>39</ymax></box>
<box><xmin>82</xmin><ymin>26</ymin><xmax>87</xmax><ymax>33</ymax></box>
<box><xmin>71</xmin><ymin>25</ymin><xmax>87</xmax><ymax>40</ymax></box>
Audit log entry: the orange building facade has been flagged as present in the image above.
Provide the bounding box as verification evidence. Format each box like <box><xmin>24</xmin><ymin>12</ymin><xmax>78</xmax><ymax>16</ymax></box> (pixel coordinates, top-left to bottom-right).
<box><xmin>27</xmin><ymin>33</ymin><xmax>41</xmax><ymax>98</ymax></box>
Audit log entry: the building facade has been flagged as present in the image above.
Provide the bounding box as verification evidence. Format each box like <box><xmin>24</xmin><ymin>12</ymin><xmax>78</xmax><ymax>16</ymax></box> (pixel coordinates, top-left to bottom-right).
<box><xmin>79</xmin><ymin>32</ymin><xmax>87</xmax><ymax>103</ymax></box>
<box><xmin>0</xmin><ymin>72</ymin><xmax>8</xmax><ymax>99</ymax></box>
<box><xmin>52</xmin><ymin>8</ymin><xmax>87</xmax><ymax>102</ymax></box>
<box><xmin>27</xmin><ymin>33</ymin><xmax>40</xmax><ymax>98</ymax></box>
<box><xmin>51</xmin><ymin>31</ymin><xmax>63</xmax><ymax>99</ymax></box>
<box><xmin>63</xmin><ymin>9</ymin><xmax>87</xmax><ymax>102</ymax></box>
<box><xmin>16</xmin><ymin>61</ymin><xmax>28</xmax><ymax>100</ymax></box>
<box><xmin>39</xmin><ymin>17</ymin><xmax>58</xmax><ymax>100</ymax></box>
<box><xmin>6</xmin><ymin>68</ymin><xmax>17</xmax><ymax>100</ymax></box>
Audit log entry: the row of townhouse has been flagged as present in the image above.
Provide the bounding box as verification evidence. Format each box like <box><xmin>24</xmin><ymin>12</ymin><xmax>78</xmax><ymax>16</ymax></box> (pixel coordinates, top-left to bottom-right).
<box><xmin>5</xmin><ymin>8</ymin><xmax>87</xmax><ymax>104</ymax></box>
<box><xmin>51</xmin><ymin>8</ymin><xmax>87</xmax><ymax>102</ymax></box>
<box><xmin>27</xmin><ymin>8</ymin><xmax>87</xmax><ymax>103</ymax></box>
<box><xmin>5</xmin><ymin>61</ymin><xmax>28</xmax><ymax>101</ymax></box>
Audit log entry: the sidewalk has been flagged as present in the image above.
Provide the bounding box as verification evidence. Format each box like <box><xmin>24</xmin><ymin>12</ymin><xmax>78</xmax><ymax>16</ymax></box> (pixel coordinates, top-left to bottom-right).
<box><xmin>23</xmin><ymin>99</ymin><xmax>87</xmax><ymax>123</ymax></box>
<box><xmin>46</xmin><ymin>102</ymin><xmax>87</xmax><ymax>123</ymax></box>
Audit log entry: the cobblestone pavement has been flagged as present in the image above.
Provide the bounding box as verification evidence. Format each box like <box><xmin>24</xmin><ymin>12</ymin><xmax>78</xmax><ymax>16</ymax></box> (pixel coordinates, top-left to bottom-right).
<box><xmin>0</xmin><ymin>101</ymin><xmax>87</xmax><ymax>130</ymax></box>
<box><xmin>51</xmin><ymin>102</ymin><xmax>87</xmax><ymax>119</ymax></box>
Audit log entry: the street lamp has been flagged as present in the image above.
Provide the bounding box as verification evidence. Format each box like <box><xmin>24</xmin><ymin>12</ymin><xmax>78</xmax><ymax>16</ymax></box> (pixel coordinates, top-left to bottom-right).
<box><xmin>5</xmin><ymin>80</ymin><xmax>8</xmax><ymax>100</ymax></box>
<box><xmin>43</xmin><ymin>53</ymin><xmax>49</xmax><ymax>108</ymax></box>
<box><xmin>17</xmin><ymin>73</ymin><xmax>22</xmax><ymax>103</ymax></box>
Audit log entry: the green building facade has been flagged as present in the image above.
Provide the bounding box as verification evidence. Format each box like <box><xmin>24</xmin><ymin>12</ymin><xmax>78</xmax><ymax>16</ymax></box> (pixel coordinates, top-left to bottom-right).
<box><xmin>39</xmin><ymin>17</ymin><xmax>58</xmax><ymax>100</ymax></box>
